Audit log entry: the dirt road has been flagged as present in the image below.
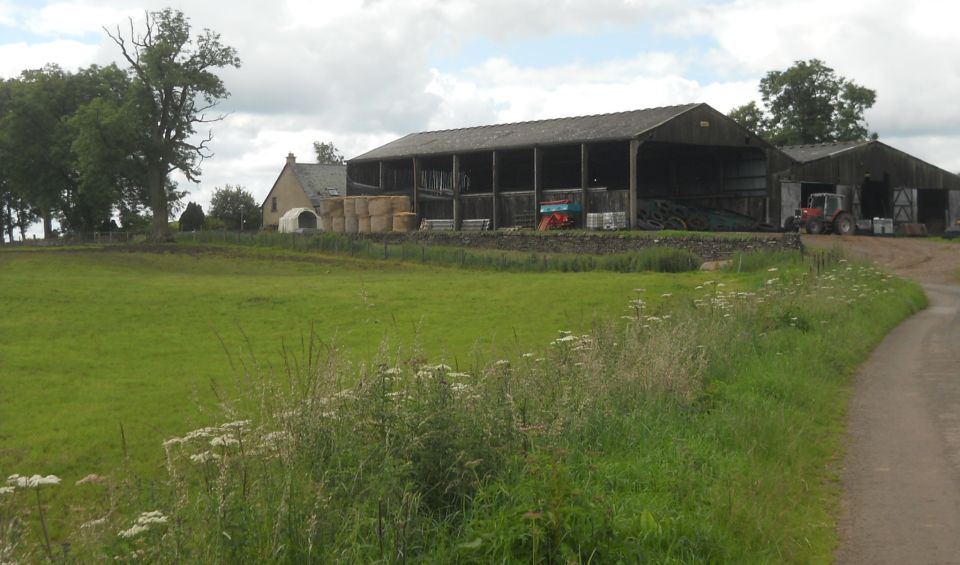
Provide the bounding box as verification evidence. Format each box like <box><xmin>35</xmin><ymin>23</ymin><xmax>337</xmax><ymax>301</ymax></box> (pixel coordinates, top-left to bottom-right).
<box><xmin>803</xmin><ymin>236</ymin><xmax>960</xmax><ymax>564</ymax></box>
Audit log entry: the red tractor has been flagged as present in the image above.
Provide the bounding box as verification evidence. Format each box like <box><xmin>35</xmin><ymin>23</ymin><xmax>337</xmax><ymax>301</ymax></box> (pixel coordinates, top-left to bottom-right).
<box><xmin>788</xmin><ymin>193</ymin><xmax>856</xmax><ymax>235</ymax></box>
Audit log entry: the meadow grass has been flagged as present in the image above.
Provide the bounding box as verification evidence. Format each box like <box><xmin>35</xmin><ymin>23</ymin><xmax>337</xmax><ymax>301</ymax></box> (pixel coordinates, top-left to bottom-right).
<box><xmin>0</xmin><ymin>247</ymin><xmax>707</xmax><ymax>524</ymax></box>
<box><xmin>0</xmin><ymin>246</ymin><xmax>924</xmax><ymax>563</ymax></box>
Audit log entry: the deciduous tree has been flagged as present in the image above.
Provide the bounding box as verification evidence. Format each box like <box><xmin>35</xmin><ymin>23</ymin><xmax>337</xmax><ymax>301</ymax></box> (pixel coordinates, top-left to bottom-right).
<box><xmin>105</xmin><ymin>8</ymin><xmax>240</xmax><ymax>242</ymax></box>
<box><xmin>313</xmin><ymin>141</ymin><xmax>345</xmax><ymax>165</ymax></box>
<box><xmin>728</xmin><ymin>59</ymin><xmax>877</xmax><ymax>146</ymax></box>
<box><xmin>209</xmin><ymin>185</ymin><xmax>259</xmax><ymax>230</ymax></box>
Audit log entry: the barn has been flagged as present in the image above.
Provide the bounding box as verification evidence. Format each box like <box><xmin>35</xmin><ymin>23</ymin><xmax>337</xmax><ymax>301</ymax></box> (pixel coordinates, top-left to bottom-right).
<box><xmin>347</xmin><ymin>103</ymin><xmax>789</xmax><ymax>230</ymax></box>
<box><xmin>347</xmin><ymin>105</ymin><xmax>960</xmax><ymax>233</ymax></box>
<box><xmin>776</xmin><ymin>141</ymin><xmax>960</xmax><ymax>234</ymax></box>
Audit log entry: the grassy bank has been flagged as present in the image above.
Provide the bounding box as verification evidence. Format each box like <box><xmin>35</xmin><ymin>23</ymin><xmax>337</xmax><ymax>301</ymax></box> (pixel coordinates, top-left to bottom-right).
<box><xmin>0</xmin><ymin>247</ymin><xmax>924</xmax><ymax>563</ymax></box>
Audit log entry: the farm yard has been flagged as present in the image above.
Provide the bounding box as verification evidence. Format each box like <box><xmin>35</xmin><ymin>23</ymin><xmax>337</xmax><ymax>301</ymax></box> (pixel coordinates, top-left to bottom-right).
<box><xmin>0</xmin><ymin>241</ymin><xmax>926</xmax><ymax>563</ymax></box>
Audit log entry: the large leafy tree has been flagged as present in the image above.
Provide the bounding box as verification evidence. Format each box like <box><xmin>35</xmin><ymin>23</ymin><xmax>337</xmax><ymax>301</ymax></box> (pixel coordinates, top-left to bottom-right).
<box><xmin>105</xmin><ymin>8</ymin><xmax>240</xmax><ymax>241</ymax></box>
<box><xmin>729</xmin><ymin>59</ymin><xmax>877</xmax><ymax>146</ymax></box>
<box><xmin>209</xmin><ymin>185</ymin><xmax>259</xmax><ymax>230</ymax></box>
<box><xmin>313</xmin><ymin>141</ymin><xmax>345</xmax><ymax>165</ymax></box>
<box><xmin>0</xmin><ymin>65</ymin><xmax>77</xmax><ymax>238</ymax></box>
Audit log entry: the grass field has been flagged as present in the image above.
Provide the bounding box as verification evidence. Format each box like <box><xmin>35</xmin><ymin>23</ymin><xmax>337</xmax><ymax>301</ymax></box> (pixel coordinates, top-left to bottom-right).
<box><xmin>0</xmin><ymin>244</ymin><xmax>925</xmax><ymax>562</ymax></box>
<box><xmin>0</xmin><ymin>247</ymin><xmax>704</xmax><ymax>480</ymax></box>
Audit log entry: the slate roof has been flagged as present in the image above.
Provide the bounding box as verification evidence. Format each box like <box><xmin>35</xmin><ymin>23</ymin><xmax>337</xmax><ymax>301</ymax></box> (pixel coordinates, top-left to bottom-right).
<box><xmin>779</xmin><ymin>141</ymin><xmax>867</xmax><ymax>163</ymax></box>
<box><xmin>350</xmin><ymin>103</ymin><xmax>701</xmax><ymax>161</ymax></box>
<box><xmin>292</xmin><ymin>164</ymin><xmax>346</xmax><ymax>206</ymax></box>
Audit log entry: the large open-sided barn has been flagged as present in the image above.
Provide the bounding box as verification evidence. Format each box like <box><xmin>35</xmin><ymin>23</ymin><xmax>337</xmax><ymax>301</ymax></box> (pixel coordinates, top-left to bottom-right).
<box><xmin>347</xmin><ymin>104</ymin><xmax>960</xmax><ymax>233</ymax></box>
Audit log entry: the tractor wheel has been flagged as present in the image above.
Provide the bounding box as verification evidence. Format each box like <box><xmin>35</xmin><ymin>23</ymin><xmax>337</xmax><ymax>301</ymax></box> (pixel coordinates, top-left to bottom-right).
<box><xmin>805</xmin><ymin>217</ymin><xmax>826</xmax><ymax>235</ymax></box>
<box><xmin>833</xmin><ymin>212</ymin><xmax>855</xmax><ymax>235</ymax></box>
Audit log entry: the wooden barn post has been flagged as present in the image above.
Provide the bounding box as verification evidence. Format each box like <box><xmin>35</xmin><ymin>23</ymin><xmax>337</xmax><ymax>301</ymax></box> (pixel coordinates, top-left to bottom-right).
<box><xmin>629</xmin><ymin>139</ymin><xmax>640</xmax><ymax>229</ymax></box>
<box><xmin>580</xmin><ymin>143</ymin><xmax>590</xmax><ymax>219</ymax></box>
<box><xmin>492</xmin><ymin>150</ymin><xmax>500</xmax><ymax>230</ymax></box>
<box><xmin>452</xmin><ymin>154</ymin><xmax>462</xmax><ymax>230</ymax></box>
<box><xmin>534</xmin><ymin>146</ymin><xmax>543</xmax><ymax>229</ymax></box>
<box><xmin>378</xmin><ymin>161</ymin><xmax>385</xmax><ymax>190</ymax></box>
<box><xmin>412</xmin><ymin>157</ymin><xmax>420</xmax><ymax>217</ymax></box>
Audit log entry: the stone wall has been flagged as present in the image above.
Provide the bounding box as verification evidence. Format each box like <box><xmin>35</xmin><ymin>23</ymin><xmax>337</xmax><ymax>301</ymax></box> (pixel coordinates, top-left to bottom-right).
<box><xmin>355</xmin><ymin>231</ymin><xmax>801</xmax><ymax>261</ymax></box>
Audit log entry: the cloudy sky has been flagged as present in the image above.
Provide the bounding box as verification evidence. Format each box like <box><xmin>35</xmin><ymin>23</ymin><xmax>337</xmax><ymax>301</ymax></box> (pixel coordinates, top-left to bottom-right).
<box><xmin>2</xmin><ymin>0</ymin><xmax>959</xmax><ymax>229</ymax></box>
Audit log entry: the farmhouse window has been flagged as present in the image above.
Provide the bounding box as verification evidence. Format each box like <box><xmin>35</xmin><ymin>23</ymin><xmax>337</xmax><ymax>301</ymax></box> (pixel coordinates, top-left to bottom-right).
<box><xmin>271</xmin><ymin>197</ymin><xmax>277</xmax><ymax>212</ymax></box>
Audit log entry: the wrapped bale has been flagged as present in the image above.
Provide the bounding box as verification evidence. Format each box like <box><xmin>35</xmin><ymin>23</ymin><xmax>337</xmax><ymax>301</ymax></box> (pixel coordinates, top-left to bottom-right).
<box><xmin>342</xmin><ymin>197</ymin><xmax>357</xmax><ymax>217</ymax></box>
<box><xmin>319</xmin><ymin>197</ymin><xmax>343</xmax><ymax>216</ymax></box>
<box><xmin>393</xmin><ymin>212</ymin><xmax>417</xmax><ymax>233</ymax></box>
<box><xmin>370</xmin><ymin>214</ymin><xmax>393</xmax><ymax>233</ymax></box>
<box><xmin>354</xmin><ymin>197</ymin><xmax>369</xmax><ymax>216</ymax></box>
<box><xmin>368</xmin><ymin>197</ymin><xmax>393</xmax><ymax>216</ymax></box>
<box><xmin>331</xmin><ymin>216</ymin><xmax>345</xmax><ymax>233</ymax></box>
<box><xmin>345</xmin><ymin>215</ymin><xmax>359</xmax><ymax>234</ymax></box>
<box><xmin>358</xmin><ymin>216</ymin><xmax>371</xmax><ymax>233</ymax></box>
<box><xmin>391</xmin><ymin>196</ymin><xmax>412</xmax><ymax>214</ymax></box>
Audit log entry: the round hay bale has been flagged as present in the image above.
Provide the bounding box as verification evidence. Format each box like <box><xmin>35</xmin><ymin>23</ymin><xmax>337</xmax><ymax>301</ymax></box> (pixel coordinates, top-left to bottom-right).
<box><xmin>344</xmin><ymin>215</ymin><xmax>359</xmax><ymax>233</ymax></box>
<box><xmin>331</xmin><ymin>216</ymin><xmax>345</xmax><ymax>233</ymax></box>
<box><xmin>393</xmin><ymin>212</ymin><xmax>417</xmax><ymax>233</ymax></box>
<box><xmin>368</xmin><ymin>197</ymin><xmax>392</xmax><ymax>216</ymax></box>
<box><xmin>358</xmin><ymin>215</ymin><xmax>371</xmax><ymax>233</ymax></box>
<box><xmin>320</xmin><ymin>197</ymin><xmax>344</xmax><ymax>216</ymax></box>
<box><xmin>370</xmin><ymin>214</ymin><xmax>393</xmax><ymax>233</ymax></box>
<box><xmin>354</xmin><ymin>197</ymin><xmax>369</xmax><ymax>216</ymax></box>
<box><xmin>342</xmin><ymin>197</ymin><xmax>357</xmax><ymax>217</ymax></box>
<box><xmin>391</xmin><ymin>196</ymin><xmax>412</xmax><ymax>214</ymax></box>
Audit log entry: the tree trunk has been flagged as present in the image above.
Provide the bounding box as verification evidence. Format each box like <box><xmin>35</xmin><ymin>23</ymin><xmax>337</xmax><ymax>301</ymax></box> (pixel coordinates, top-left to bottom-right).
<box><xmin>42</xmin><ymin>209</ymin><xmax>53</xmax><ymax>239</ymax></box>
<box><xmin>147</xmin><ymin>162</ymin><xmax>172</xmax><ymax>242</ymax></box>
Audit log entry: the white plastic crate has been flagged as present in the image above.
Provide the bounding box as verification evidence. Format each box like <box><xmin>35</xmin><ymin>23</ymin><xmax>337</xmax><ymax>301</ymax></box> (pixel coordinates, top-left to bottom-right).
<box><xmin>602</xmin><ymin>211</ymin><xmax>627</xmax><ymax>230</ymax></box>
<box><xmin>586</xmin><ymin>213</ymin><xmax>604</xmax><ymax>230</ymax></box>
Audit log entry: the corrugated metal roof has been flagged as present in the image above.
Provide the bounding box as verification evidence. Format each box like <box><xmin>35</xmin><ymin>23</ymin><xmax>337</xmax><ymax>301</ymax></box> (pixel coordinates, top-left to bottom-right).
<box><xmin>779</xmin><ymin>141</ymin><xmax>867</xmax><ymax>163</ymax></box>
<box><xmin>350</xmin><ymin>103</ymin><xmax>702</xmax><ymax>161</ymax></box>
<box><xmin>292</xmin><ymin>164</ymin><xmax>346</xmax><ymax>205</ymax></box>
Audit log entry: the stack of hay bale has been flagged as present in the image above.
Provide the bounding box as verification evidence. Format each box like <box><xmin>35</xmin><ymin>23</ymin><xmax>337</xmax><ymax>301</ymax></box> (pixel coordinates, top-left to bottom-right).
<box><xmin>318</xmin><ymin>197</ymin><xmax>344</xmax><ymax>233</ymax></box>
<box><xmin>318</xmin><ymin>196</ymin><xmax>416</xmax><ymax>234</ymax></box>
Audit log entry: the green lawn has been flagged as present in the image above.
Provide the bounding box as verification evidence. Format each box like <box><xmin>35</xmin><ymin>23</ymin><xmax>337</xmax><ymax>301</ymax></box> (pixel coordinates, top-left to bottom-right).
<box><xmin>0</xmin><ymin>247</ymin><xmax>704</xmax><ymax>480</ymax></box>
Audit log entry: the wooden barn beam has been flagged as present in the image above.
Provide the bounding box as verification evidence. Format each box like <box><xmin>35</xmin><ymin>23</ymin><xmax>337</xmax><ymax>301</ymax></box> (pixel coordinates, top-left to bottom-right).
<box><xmin>492</xmin><ymin>150</ymin><xmax>500</xmax><ymax>230</ymax></box>
<box><xmin>378</xmin><ymin>161</ymin><xmax>385</xmax><ymax>190</ymax></box>
<box><xmin>534</xmin><ymin>146</ymin><xmax>543</xmax><ymax>229</ymax></box>
<box><xmin>629</xmin><ymin>139</ymin><xmax>641</xmax><ymax>229</ymax></box>
<box><xmin>580</xmin><ymin>143</ymin><xmax>590</xmax><ymax>219</ymax></box>
<box><xmin>412</xmin><ymin>157</ymin><xmax>420</xmax><ymax>218</ymax></box>
<box><xmin>452</xmin><ymin>154</ymin><xmax>462</xmax><ymax>230</ymax></box>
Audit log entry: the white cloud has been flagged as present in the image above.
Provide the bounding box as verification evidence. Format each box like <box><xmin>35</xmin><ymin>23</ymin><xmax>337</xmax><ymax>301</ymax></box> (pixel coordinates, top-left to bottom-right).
<box><xmin>26</xmin><ymin>2</ymin><xmax>137</xmax><ymax>36</ymax></box>
<box><xmin>0</xmin><ymin>39</ymin><xmax>99</xmax><ymax>76</ymax></box>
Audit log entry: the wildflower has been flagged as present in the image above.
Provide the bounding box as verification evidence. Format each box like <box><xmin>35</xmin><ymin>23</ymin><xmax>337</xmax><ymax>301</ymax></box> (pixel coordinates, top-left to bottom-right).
<box><xmin>521</xmin><ymin>353</ymin><xmax>534</xmax><ymax>358</ymax></box>
<box><xmin>210</xmin><ymin>435</ymin><xmax>240</xmax><ymax>448</ymax></box>
<box><xmin>189</xmin><ymin>451</ymin><xmax>220</xmax><ymax>464</ymax></box>
<box><xmin>162</xmin><ymin>437</ymin><xmax>185</xmax><ymax>448</ymax></box>
<box><xmin>633</xmin><ymin>288</ymin><xmax>646</xmax><ymax>292</ymax></box>
<box><xmin>75</xmin><ymin>474</ymin><xmax>106</xmax><ymax>486</ymax></box>
<box><xmin>81</xmin><ymin>517</ymin><xmax>107</xmax><ymax>529</ymax></box>
<box><xmin>219</xmin><ymin>420</ymin><xmax>251</xmax><ymax>431</ymax></box>
<box><xmin>0</xmin><ymin>486</ymin><xmax>14</xmax><ymax>495</ymax></box>
<box><xmin>661</xmin><ymin>293</ymin><xmax>673</xmax><ymax>298</ymax></box>
<box><xmin>136</xmin><ymin>511</ymin><xmax>168</xmax><ymax>526</ymax></box>
<box><xmin>768</xmin><ymin>267</ymin><xmax>779</xmax><ymax>272</ymax></box>
<box><xmin>7</xmin><ymin>474</ymin><xmax>60</xmax><ymax>488</ymax></box>
<box><xmin>716</xmin><ymin>283</ymin><xmax>726</xmax><ymax>288</ymax></box>
<box><xmin>695</xmin><ymin>285</ymin><xmax>703</xmax><ymax>290</ymax></box>
<box><xmin>118</xmin><ymin>524</ymin><xmax>149</xmax><ymax>539</ymax></box>
<box><xmin>183</xmin><ymin>427</ymin><xmax>218</xmax><ymax>441</ymax></box>
<box><xmin>446</xmin><ymin>371</ymin><xmax>471</xmax><ymax>379</ymax></box>
<box><xmin>432</xmin><ymin>364</ymin><xmax>452</xmax><ymax>372</ymax></box>
<box><xmin>494</xmin><ymin>359</ymin><xmax>510</xmax><ymax>367</ymax></box>
<box><xmin>383</xmin><ymin>367</ymin><xmax>402</xmax><ymax>376</ymax></box>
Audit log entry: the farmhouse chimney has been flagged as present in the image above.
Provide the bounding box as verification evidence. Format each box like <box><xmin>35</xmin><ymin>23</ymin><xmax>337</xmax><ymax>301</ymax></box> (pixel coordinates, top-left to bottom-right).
<box><xmin>286</xmin><ymin>152</ymin><xmax>296</xmax><ymax>166</ymax></box>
